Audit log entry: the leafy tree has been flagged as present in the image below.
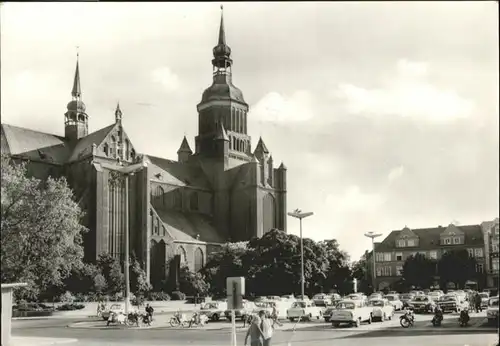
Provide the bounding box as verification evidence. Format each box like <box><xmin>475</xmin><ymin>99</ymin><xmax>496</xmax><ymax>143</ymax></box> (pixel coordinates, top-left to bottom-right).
<box><xmin>438</xmin><ymin>249</ymin><xmax>477</xmax><ymax>289</ymax></box>
<box><xmin>179</xmin><ymin>266</ymin><xmax>210</xmax><ymax>297</ymax></box>
<box><xmin>351</xmin><ymin>251</ymin><xmax>371</xmax><ymax>294</ymax></box>
<box><xmin>63</xmin><ymin>263</ymin><xmax>102</xmax><ymax>295</ymax></box>
<box><xmin>1</xmin><ymin>155</ymin><xmax>86</xmax><ymax>300</ymax></box>
<box><xmin>402</xmin><ymin>253</ymin><xmax>437</xmax><ymax>289</ymax></box>
<box><xmin>96</xmin><ymin>253</ymin><xmax>124</xmax><ymax>295</ymax></box>
<box><xmin>319</xmin><ymin>239</ymin><xmax>352</xmax><ymax>294</ymax></box>
<box><xmin>130</xmin><ymin>256</ymin><xmax>152</xmax><ymax>296</ymax></box>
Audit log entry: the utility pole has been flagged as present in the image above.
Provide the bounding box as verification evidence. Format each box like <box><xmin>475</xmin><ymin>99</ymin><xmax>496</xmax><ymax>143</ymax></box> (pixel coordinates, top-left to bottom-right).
<box><xmin>364</xmin><ymin>231</ymin><xmax>382</xmax><ymax>293</ymax></box>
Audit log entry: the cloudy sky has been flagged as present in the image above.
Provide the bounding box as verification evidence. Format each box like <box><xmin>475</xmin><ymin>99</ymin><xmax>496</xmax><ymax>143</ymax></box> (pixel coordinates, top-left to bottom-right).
<box><xmin>1</xmin><ymin>2</ymin><xmax>498</xmax><ymax>260</ymax></box>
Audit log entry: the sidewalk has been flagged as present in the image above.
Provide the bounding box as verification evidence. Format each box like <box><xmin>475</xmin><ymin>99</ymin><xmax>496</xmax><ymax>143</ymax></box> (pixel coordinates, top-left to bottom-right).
<box><xmin>10</xmin><ymin>337</ymin><xmax>77</xmax><ymax>346</ymax></box>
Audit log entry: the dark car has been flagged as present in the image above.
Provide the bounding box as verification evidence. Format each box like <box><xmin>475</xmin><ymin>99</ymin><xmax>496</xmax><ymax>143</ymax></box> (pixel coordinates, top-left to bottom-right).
<box><xmin>323</xmin><ymin>306</ymin><xmax>336</xmax><ymax>322</ymax></box>
<box><xmin>409</xmin><ymin>296</ymin><xmax>436</xmax><ymax>314</ymax></box>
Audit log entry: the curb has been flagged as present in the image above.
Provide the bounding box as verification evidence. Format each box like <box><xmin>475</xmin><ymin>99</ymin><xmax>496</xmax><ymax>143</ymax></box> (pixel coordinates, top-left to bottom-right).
<box><xmin>11</xmin><ymin>337</ymin><xmax>78</xmax><ymax>346</ymax></box>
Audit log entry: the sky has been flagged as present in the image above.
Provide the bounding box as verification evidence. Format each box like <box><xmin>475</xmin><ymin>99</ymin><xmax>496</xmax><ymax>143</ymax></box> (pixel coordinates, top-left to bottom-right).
<box><xmin>1</xmin><ymin>2</ymin><xmax>498</xmax><ymax>260</ymax></box>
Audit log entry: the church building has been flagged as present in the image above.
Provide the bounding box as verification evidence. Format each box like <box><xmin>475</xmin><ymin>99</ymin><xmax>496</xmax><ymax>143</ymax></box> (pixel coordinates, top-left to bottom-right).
<box><xmin>0</xmin><ymin>9</ymin><xmax>287</xmax><ymax>288</ymax></box>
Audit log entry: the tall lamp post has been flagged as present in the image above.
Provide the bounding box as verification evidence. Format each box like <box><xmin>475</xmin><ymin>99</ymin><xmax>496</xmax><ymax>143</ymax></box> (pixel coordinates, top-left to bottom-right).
<box><xmin>364</xmin><ymin>231</ymin><xmax>382</xmax><ymax>293</ymax></box>
<box><xmin>288</xmin><ymin>209</ymin><xmax>314</xmax><ymax>299</ymax></box>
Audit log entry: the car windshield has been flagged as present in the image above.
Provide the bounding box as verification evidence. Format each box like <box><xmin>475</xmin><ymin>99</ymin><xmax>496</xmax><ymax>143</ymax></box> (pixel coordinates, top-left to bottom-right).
<box><xmin>369</xmin><ymin>300</ymin><xmax>384</xmax><ymax>307</ymax></box>
<box><xmin>336</xmin><ymin>302</ymin><xmax>356</xmax><ymax>309</ymax></box>
<box><xmin>401</xmin><ymin>294</ymin><xmax>413</xmax><ymax>299</ymax></box>
<box><xmin>349</xmin><ymin>295</ymin><xmax>361</xmax><ymax>300</ymax></box>
<box><xmin>314</xmin><ymin>294</ymin><xmax>325</xmax><ymax>299</ymax></box>
<box><xmin>385</xmin><ymin>296</ymin><xmax>395</xmax><ymax>301</ymax></box>
<box><xmin>292</xmin><ymin>302</ymin><xmax>306</xmax><ymax>308</ymax></box>
<box><xmin>441</xmin><ymin>295</ymin><xmax>456</xmax><ymax>301</ymax></box>
<box><xmin>489</xmin><ymin>298</ymin><xmax>499</xmax><ymax>307</ymax></box>
<box><xmin>413</xmin><ymin>297</ymin><xmax>428</xmax><ymax>302</ymax></box>
<box><xmin>479</xmin><ymin>293</ymin><xmax>489</xmax><ymax>298</ymax></box>
<box><xmin>203</xmin><ymin>303</ymin><xmax>218</xmax><ymax>309</ymax></box>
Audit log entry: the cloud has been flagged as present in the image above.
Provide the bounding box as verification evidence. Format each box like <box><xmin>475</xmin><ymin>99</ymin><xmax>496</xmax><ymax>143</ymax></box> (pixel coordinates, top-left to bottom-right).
<box><xmin>249</xmin><ymin>90</ymin><xmax>314</xmax><ymax>123</ymax></box>
<box><xmin>387</xmin><ymin>165</ymin><xmax>405</xmax><ymax>183</ymax></box>
<box><xmin>151</xmin><ymin>66</ymin><xmax>180</xmax><ymax>92</ymax></box>
<box><xmin>332</xmin><ymin>59</ymin><xmax>475</xmax><ymax>122</ymax></box>
<box><xmin>325</xmin><ymin>185</ymin><xmax>385</xmax><ymax>213</ymax></box>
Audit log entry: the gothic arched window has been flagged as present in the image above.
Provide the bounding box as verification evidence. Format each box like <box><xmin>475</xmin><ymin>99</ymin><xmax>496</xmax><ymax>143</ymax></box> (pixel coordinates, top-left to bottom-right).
<box><xmin>162</xmin><ymin>225</ymin><xmax>167</xmax><ymax>237</ymax></box>
<box><xmin>154</xmin><ymin>217</ymin><xmax>160</xmax><ymax>235</ymax></box>
<box><xmin>103</xmin><ymin>143</ymin><xmax>109</xmax><ymax>156</ymax></box>
<box><xmin>190</xmin><ymin>192</ymin><xmax>199</xmax><ymax>211</ymax></box>
<box><xmin>262</xmin><ymin>193</ymin><xmax>276</xmax><ymax>235</ymax></box>
<box><xmin>194</xmin><ymin>247</ymin><xmax>204</xmax><ymax>272</ymax></box>
<box><xmin>155</xmin><ymin>185</ymin><xmax>165</xmax><ymax>207</ymax></box>
<box><xmin>177</xmin><ymin>246</ymin><xmax>187</xmax><ymax>264</ymax></box>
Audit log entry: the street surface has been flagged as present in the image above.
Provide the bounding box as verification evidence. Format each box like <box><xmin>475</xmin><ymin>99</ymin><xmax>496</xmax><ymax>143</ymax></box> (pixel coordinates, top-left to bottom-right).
<box><xmin>11</xmin><ymin>311</ymin><xmax>498</xmax><ymax>346</ymax></box>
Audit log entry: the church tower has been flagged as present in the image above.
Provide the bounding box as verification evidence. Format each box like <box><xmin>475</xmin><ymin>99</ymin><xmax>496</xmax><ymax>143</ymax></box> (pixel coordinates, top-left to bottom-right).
<box><xmin>195</xmin><ymin>6</ymin><xmax>251</xmax><ymax>166</ymax></box>
<box><xmin>64</xmin><ymin>54</ymin><xmax>88</xmax><ymax>141</ymax></box>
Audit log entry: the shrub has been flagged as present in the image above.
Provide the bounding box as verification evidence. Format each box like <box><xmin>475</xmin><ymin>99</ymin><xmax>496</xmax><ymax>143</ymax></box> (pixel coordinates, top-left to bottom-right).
<box><xmin>56</xmin><ymin>303</ymin><xmax>85</xmax><ymax>311</ymax></box>
<box><xmin>59</xmin><ymin>291</ymin><xmax>75</xmax><ymax>303</ymax></box>
<box><xmin>147</xmin><ymin>291</ymin><xmax>170</xmax><ymax>301</ymax></box>
<box><xmin>170</xmin><ymin>291</ymin><xmax>186</xmax><ymax>301</ymax></box>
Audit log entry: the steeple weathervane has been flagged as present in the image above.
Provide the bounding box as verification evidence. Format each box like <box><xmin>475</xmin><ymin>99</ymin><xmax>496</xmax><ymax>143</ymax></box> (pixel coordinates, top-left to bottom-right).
<box><xmin>218</xmin><ymin>5</ymin><xmax>226</xmax><ymax>46</ymax></box>
<box><xmin>72</xmin><ymin>48</ymin><xmax>81</xmax><ymax>99</ymax></box>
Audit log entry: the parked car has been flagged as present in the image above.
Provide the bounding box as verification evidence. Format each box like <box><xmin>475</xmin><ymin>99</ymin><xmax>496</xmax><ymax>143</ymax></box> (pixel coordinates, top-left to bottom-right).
<box><xmin>281</xmin><ymin>294</ymin><xmax>295</xmax><ymax>301</ymax></box>
<box><xmin>267</xmin><ymin>296</ymin><xmax>281</xmax><ymax>301</ymax></box>
<box><xmin>385</xmin><ymin>294</ymin><xmax>403</xmax><ymax>311</ymax></box>
<box><xmin>286</xmin><ymin>301</ymin><xmax>322</xmax><ymax>321</ymax></box>
<box><xmin>313</xmin><ymin>293</ymin><xmax>332</xmax><ymax>307</ymax></box>
<box><xmin>369</xmin><ymin>293</ymin><xmax>383</xmax><ymax>300</ymax></box>
<box><xmin>101</xmin><ymin>303</ymin><xmax>136</xmax><ymax>321</ymax></box>
<box><xmin>479</xmin><ymin>292</ymin><xmax>490</xmax><ymax>309</ymax></box>
<box><xmin>200</xmin><ymin>301</ymin><xmax>227</xmax><ymax>321</ymax></box>
<box><xmin>323</xmin><ymin>306</ymin><xmax>336</xmax><ymax>322</ymax></box>
<box><xmin>296</xmin><ymin>295</ymin><xmax>310</xmax><ymax>301</ymax></box>
<box><xmin>347</xmin><ymin>293</ymin><xmax>367</xmax><ymax>302</ymax></box>
<box><xmin>438</xmin><ymin>294</ymin><xmax>465</xmax><ymax>313</ymax></box>
<box><xmin>330</xmin><ymin>300</ymin><xmax>373</xmax><ymax>328</ymax></box>
<box><xmin>409</xmin><ymin>295</ymin><xmax>436</xmax><ymax>314</ymax></box>
<box><xmin>388</xmin><ymin>291</ymin><xmax>398</xmax><ymax>295</ymax></box>
<box><xmin>487</xmin><ymin>296</ymin><xmax>499</xmax><ymax>325</ymax></box>
<box><xmin>428</xmin><ymin>291</ymin><xmax>442</xmax><ymax>302</ymax></box>
<box><xmin>368</xmin><ymin>299</ymin><xmax>394</xmax><ymax>322</ymax></box>
<box><xmin>330</xmin><ymin>293</ymin><xmax>342</xmax><ymax>306</ymax></box>
<box><xmin>224</xmin><ymin>301</ymin><xmax>257</xmax><ymax>321</ymax></box>
<box><xmin>400</xmin><ymin>293</ymin><xmax>415</xmax><ymax>307</ymax></box>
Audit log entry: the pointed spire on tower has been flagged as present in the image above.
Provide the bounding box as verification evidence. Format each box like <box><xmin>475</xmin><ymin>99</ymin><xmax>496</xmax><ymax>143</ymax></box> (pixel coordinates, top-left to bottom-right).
<box><xmin>177</xmin><ymin>136</ymin><xmax>193</xmax><ymax>154</ymax></box>
<box><xmin>115</xmin><ymin>102</ymin><xmax>122</xmax><ymax>123</ymax></box>
<box><xmin>218</xmin><ymin>4</ymin><xmax>226</xmax><ymax>46</ymax></box>
<box><xmin>72</xmin><ymin>52</ymin><xmax>81</xmax><ymax>98</ymax></box>
<box><xmin>254</xmin><ymin>136</ymin><xmax>269</xmax><ymax>154</ymax></box>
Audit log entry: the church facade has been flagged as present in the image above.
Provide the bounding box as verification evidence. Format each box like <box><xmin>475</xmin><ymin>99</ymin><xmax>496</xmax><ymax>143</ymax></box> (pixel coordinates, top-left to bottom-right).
<box><xmin>1</xmin><ymin>10</ymin><xmax>287</xmax><ymax>288</ymax></box>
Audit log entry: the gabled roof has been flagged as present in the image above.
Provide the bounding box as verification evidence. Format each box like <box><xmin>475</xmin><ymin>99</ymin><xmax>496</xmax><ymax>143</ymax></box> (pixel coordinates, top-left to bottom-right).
<box><xmin>146</xmin><ymin>155</ymin><xmax>211</xmax><ymax>189</ymax></box>
<box><xmin>177</xmin><ymin>136</ymin><xmax>193</xmax><ymax>154</ymax></box>
<box><xmin>1</xmin><ymin>124</ymin><xmax>72</xmax><ymax>164</ymax></box>
<box><xmin>254</xmin><ymin>137</ymin><xmax>269</xmax><ymax>155</ymax></box>
<box><xmin>67</xmin><ymin>123</ymin><xmax>116</xmax><ymax>162</ymax></box>
<box><xmin>375</xmin><ymin>224</ymin><xmax>484</xmax><ymax>252</ymax></box>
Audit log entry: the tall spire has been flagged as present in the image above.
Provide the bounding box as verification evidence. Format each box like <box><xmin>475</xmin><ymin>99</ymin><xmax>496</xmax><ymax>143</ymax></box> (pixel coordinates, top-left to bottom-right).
<box><xmin>115</xmin><ymin>102</ymin><xmax>122</xmax><ymax>123</ymax></box>
<box><xmin>218</xmin><ymin>5</ymin><xmax>226</xmax><ymax>46</ymax></box>
<box><xmin>71</xmin><ymin>52</ymin><xmax>81</xmax><ymax>98</ymax></box>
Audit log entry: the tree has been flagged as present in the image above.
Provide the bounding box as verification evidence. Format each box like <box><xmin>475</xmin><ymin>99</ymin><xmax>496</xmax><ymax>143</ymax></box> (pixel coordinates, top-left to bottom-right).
<box><xmin>96</xmin><ymin>253</ymin><xmax>124</xmax><ymax>295</ymax></box>
<box><xmin>318</xmin><ymin>239</ymin><xmax>353</xmax><ymax>294</ymax></box>
<box><xmin>179</xmin><ymin>266</ymin><xmax>210</xmax><ymax>297</ymax></box>
<box><xmin>1</xmin><ymin>155</ymin><xmax>86</xmax><ymax>300</ymax></box>
<box><xmin>402</xmin><ymin>253</ymin><xmax>437</xmax><ymax>289</ymax></box>
<box><xmin>130</xmin><ymin>256</ymin><xmax>152</xmax><ymax>296</ymax></box>
<box><xmin>438</xmin><ymin>249</ymin><xmax>477</xmax><ymax>289</ymax></box>
<box><xmin>63</xmin><ymin>263</ymin><xmax>102</xmax><ymax>295</ymax></box>
<box><xmin>351</xmin><ymin>251</ymin><xmax>371</xmax><ymax>294</ymax></box>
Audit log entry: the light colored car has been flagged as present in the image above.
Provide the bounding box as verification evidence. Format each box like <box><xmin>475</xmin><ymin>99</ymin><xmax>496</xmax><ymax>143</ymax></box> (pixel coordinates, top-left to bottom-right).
<box><xmin>330</xmin><ymin>300</ymin><xmax>373</xmax><ymax>328</ymax></box>
<box><xmin>400</xmin><ymin>293</ymin><xmax>415</xmax><ymax>306</ymax></box>
<box><xmin>479</xmin><ymin>292</ymin><xmax>490</xmax><ymax>309</ymax></box>
<box><xmin>253</xmin><ymin>301</ymin><xmax>274</xmax><ymax>317</ymax></box>
<box><xmin>267</xmin><ymin>296</ymin><xmax>282</xmax><ymax>301</ymax></box>
<box><xmin>101</xmin><ymin>303</ymin><xmax>136</xmax><ymax>321</ymax></box>
<box><xmin>224</xmin><ymin>301</ymin><xmax>256</xmax><ymax>321</ymax></box>
<box><xmin>385</xmin><ymin>294</ymin><xmax>403</xmax><ymax>311</ymax></box>
<box><xmin>313</xmin><ymin>293</ymin><xmax>332</xmax><ymax>307</ymax></box>
<box><xmin>368</xmin><ymin>299</ymin><xmax>395</xmax><ymax>322</ymax></box>
<box><xmin>487</xmin><ymin>296</ymin><xmax>499</xmax><ymax>325</ymax></box>
<box><xmin>286</xmin><ymin>301</ymin><xmax>322</xmax><ymax>321</ymax></box>
<box><xmin>281</xmin><ymin>294</ymin><xmax>295</xmax><ymax>301</ymax></box>
<box><xmin>438</xmin><ymin>294</ymin><xmax>465</xmax><ymax>313</ymax></box>
<box><xmin>199</xmin><ymin>301</ymin><xmax>227</xmax><ymax>321</ymax></box>
<box><xmin>347</xmin><ymin>293</ymin><xmax>367</xmax><ymax>302</ymax></box>
<box><xmin>428</xmin><ymin>291</ymin><xmax>442</xmax><ymax>302</ymax></box>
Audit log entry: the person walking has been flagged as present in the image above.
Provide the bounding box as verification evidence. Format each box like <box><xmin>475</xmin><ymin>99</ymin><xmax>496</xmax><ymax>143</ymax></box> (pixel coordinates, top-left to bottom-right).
<box><xmin>259</xmin><ymin>310</ymin><xmax>274</xmax><ymax>346</ymax></box>
<box><xmin>474</xmin><ymin>292</ymin><xmax>482</xmax><ymax>313</ymax></box>
<box><xmin>244</xmin><ymin>315</ymin><xmax>264</xmax><ymax>346</ymax></box>
<box><xmin>270</xmin><ymin>304</ymin><xmax>282</xmax><ymax>328</ymax></box>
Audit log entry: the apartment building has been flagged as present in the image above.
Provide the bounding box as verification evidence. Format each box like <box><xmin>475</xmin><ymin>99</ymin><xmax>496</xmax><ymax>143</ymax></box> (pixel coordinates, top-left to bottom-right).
<box><xmin>481</xmin><ymin>218</ymin><xmax>499</xmax><ymax>288</ymax></box>
<box><xmin>373</xmin><ymin>224</ymin><xmax>486</xmax><ymax>291</ymax></box>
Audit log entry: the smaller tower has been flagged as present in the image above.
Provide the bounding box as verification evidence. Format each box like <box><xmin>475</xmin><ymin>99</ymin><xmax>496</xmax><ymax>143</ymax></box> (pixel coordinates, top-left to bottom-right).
<box><xmin>177</xmin><ymin>136</ymin><xmax>193</xmax><ymax>163</ymax></box>
<box><xmin>64</xmin><ymin>53</ymin><xmax>88</xmax><ymax>141</ymax></box>
<box><xmin>268</xmin><ymin>155</ymin><xmax>274</xmax><ymax>187</ymax></box>
<box><xmin>115</xmin><ymin>102</ymin><xmax>122</xmax><ymax>124</ymax></box>
<box><xmin>254</xmin><ymin>137</ymin><xmax>270</xmax><ymax>185</ymax></box>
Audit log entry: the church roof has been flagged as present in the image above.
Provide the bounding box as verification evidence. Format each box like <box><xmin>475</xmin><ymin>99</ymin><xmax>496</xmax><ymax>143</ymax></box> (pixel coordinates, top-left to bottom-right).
<box><xmin>1</xmin><ymin>124</ymin><xmax>72</xmax><ymax>164</ymax></box>
<box><xmin>201</xmin><ymin>80</ymin><xmax>246</xmax><ymax>103</ymax></box>
<box><xmin>215</xmin><ymin>122</ymin><xmax>229</xmax><ymax>141</ymax></box>
<box><xmin>155</xmin><ymin>209</ymin><xmax>225</xmax><ymax>243</ymax></box>
<box><xmin>147</xmin><ymin>155</ymin><xmax>211</xmax><ymax>189</ymax></box>
<box><xmin>67</xmin><ymin>123</ymin><xmax>116</xmax><ymax>162</ymax></box>
<box><xmin>177</xmin><ymin>136</ymin><xmax>193</xmax><ymax>154</ymax></box>
<box><xmin>254</xmin><ymin>137</ymin><xmax>269</xmax><ymax>154</ymax></box>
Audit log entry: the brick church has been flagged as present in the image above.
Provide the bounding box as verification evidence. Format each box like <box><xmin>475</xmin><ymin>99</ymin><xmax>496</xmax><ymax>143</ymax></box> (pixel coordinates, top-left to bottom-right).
<box><xmin>1</xmin><ymin>9</ymin><xmax>287</xmax><ymax>288</ymax></box>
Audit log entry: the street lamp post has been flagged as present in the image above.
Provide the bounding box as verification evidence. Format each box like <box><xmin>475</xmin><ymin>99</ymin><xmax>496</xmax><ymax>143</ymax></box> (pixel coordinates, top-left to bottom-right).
<box><xmin>364</xmin><ymin>231</ymin><xmax>382</xmax><ymax>293</ymax></box>
<box><xmin>288</xmin><ymin>209</ymin><xmax>314</xmax><ymax>299</ymax></box>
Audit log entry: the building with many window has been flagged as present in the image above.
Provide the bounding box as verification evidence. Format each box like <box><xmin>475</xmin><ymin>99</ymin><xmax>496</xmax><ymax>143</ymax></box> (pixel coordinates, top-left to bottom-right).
<box><xmin>372</xmin><ymin>224</ymin><xmax>486</xmax><ymax>291</ymax></box>
<box><xmin>481</xmin><ymin>218</ymin><xmax>499</xmax><ymax>288</ymax></box>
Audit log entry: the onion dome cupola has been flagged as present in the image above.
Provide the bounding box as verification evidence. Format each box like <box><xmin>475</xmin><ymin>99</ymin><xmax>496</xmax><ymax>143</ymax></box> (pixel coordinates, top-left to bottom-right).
<box><xmin>64</xmin><ymin>53</ymin><xmax>89</xmax><ymax>141</ymax></box>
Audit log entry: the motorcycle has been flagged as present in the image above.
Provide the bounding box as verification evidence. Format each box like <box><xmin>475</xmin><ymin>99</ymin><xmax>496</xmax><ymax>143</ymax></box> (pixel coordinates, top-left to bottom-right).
<box><xmin>126</xmin><ymin>312</ymin><xmax>140</xmax><ymax>327</ymax></box>
<box><xmin>400</xmin><ymin>309</ymin><xmax>415</xmax><ymax>328</ymax></box>
<box><xmin>431</xmin><ymin>308</ymin><xmax>443</xmax><ymax>327</ymax></box>
<box><xmin>459</xmin><ymin>309</ymin><xmax>470</xmax><ymax>327</ymax></box>
<box><xmin>188</xmin><ymin>312</ymin><xmax>209</xmax><ymax>328</ymax></box>
<box><xmin>169</xmin><ymin>311</ymin><xmax>189</xmax><ymax>328</ymax></box>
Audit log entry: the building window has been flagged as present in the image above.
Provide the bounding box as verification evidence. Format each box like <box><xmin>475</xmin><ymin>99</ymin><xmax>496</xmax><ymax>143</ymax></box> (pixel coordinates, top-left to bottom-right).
<box><xmin>407</xmin><ymin>239</ymin><xmax>415</xmax><ymax>247</ymax></box>
<box><xmin>381</xmin><ymin>266</ymin><xmax>391</xmax><ymax>277</ymax></box>
<box><xmin>154</xmin><ymin>218</ymin><xmax>159</xmax><ymax>235</ymax></box>
<box><xmin>103</xmin><ymin>143</ymin><xmax>109</xmax><ymax>156</ymax></box>
<box><xmin>495</xmin><ymin>226</ymin><xmax>499</xmax><ymax>235</ymax></box>
<box><xmin>476</xmin><ymin>263</ymin><xmax>484</xmax><ymax>273</ymax></box>
<box><xmin>396</xmin><ymin>252</ymin><xmax>403</xmax><ymax>261</ymax></box>
<box><xmin>384</xmin><ymin>253</ymin><xmax>391</xmax><ymax>262</ymax></box>
<box><xmin>474</xmin><ymin>248</ymin><xmax>483</xmax><ymax>258</ymax></box>
<box><xmin>161</xmin><ymin>226</ymin><xmax>166</xmax><ymax>237</ymax></box>
<box><xmin>444</xmin><ymin>238</ymin><xmax>451</xmax><ymax>245</ymax></box>
<box><xmin>429</xmin><ymin>251</ymin><xmax>438</xmax><ymax>260</ymax></box>
<box><xmin>376</xmin><ymin>253</ymin><xmax>384</xmax><ymax>262</ymax></box>
<box><xmin>376</xmin><ymin>267</ymin><xmax>381</xmax><ymax>277</ymax></box>
<box><xmin>492</xmin><ymin>258</ymin><xmax>499</xmax><ymax>271</ymax></box>
<box><xmin>396</xmin><ymin>266</ymin><xmax>403</xmax><ymax>276</ymax></box>
<box><xmin>453</xmin><ymin>237</ymin><xmax>461</xmax><ymax>244</ymax></box>
<box><xmin>397</xmin><ymin>240</ymin><xmax>405</xmax><ymax>247</ymax></box>
<box><xmin>492</xmin><ymin>244</ymin><xmax>499</xmax><ymax>253</ymax></box>
<box><xmin>467</xmin><ymin>248</ymin><xmax>474</xmax><ymax>257</ymax></box>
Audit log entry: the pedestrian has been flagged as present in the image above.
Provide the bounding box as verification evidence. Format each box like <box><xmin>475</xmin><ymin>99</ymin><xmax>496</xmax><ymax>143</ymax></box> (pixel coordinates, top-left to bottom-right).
<box><xmin>244</xmin><ymin>315</ymin><xmax>264</xmax><ymax>346</ymax></box>
<box><xmin>145</xmin><ymin>303</ymin><xmax>154</xmax><ymax>321</ymax></box>
<box><xmin>259</xmin><ymin>310</ymin><xmax>273</xmax><ymax>346</ymax></box>
<box><xmin>270</xmin><ymin>304</ymin><xmax>282</xmax><ymax>328</ymax></box>
<box><xmin>474</xmin><ymin>292</ymin><xmax>482</xmax><ymax>313</ymax></box>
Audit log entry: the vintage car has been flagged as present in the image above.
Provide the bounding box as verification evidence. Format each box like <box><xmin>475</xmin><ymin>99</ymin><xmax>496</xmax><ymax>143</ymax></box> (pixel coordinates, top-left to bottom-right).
<box><xmin>368</xmin><ymin>299</ymin><xmax>394</xmax><ymax>322</ymax></box>
<box><xmin>199</xmin><ymin>301</ymin><xmax>228</xmax><ymax>321</ymax></box>
<box><xmin>438</xmin><ymin>294</ymin><xmax>465</xmax><ymax>313</ymax></box>
<box><xmin>286</xmin><ymin>301</ymin><xmax>322</xmax><ymax>321</ymax></box>
<box><xmin>409</xmin><ymin>295</ymin><xmax>436</xmax><ymax>314</ymax></box>
<box><xmin>479</xmin><ymin>292</ymin><xmax>490</xmax><ymax>309</ymax></box>
<box><xmin>347</xmin><ymin>293</ymin><xmax>368</xmax><ymax>302</ymax></box>
<box><xmin>267</xmin><ymin>296</ymin><xmax>282</xmax><ymax>301</ymax></box>
<box><xmin>323</xmin><ymin>306</ymin><xmax>337</xmax><ymax>322</ymax></box>
<box><xmin>253</xmin><ymin>301</ymin><xmax>274</xmax><ymax>317</ymax></box>
<box><xmin>330</xmin><ymin>300</ymin><xmax>373</xmax><ymax>328</ymax></box>
<box><xmin>428</xmin><ymin>291</ymin><xmax>442</xmax><ymax>302</ymax></box>
<box><xmin>313</xmin><ymin>293</ymin><xmax>332</xmax><ymax>307</ymax></box>
<box><xmin>101</xmin><ymin>303</ymin><xmax>136</xmax><ymax>321</ymax></box>
<box><xmin>487</xmin><ymin>296</ymin><xmax>499</xmax><ymax>325</ymax></box>
<box><xmin>385</xmin><ymin>294</ymin><xmax>403</xmax><ymax>311</ymax></box>
<box><xmin>281</xmin><ymin>294</ymin><xmax>295</xmax><ymax>301</ymax></box>
<box><xmin>399</xmin><ymin>293</ymin><xmax>415</xmax><ymax>307</ymax></box>
<box><xmin>369</xmin><ymin>293</ymin><xmax>383</xmax><ymax>300</ymax></box>
<box><xmin>330</xmin><ymin>293</ymin><xmax>342</xmax><ymax>306</ymax></box>
<box><xmin>224</xmin><ymin>301</ymin><xmax>257</xmax><ymax>321</ymax></box>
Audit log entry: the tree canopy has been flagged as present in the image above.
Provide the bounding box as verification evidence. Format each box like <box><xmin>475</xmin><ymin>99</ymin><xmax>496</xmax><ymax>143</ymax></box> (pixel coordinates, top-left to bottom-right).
<box><xmin>438</xmin><ymin>249</ymin><xmax>477</xmax><ymax>289</ymax></box>
<box><xmin>1</xmin><ymin>155</ymin><xmax>86</xmax><ymax>299</ymax></box>
<box><xmin>402</xmin><ymin>253</ymin><xmax>437</xmax><ymax>289</ymax></box>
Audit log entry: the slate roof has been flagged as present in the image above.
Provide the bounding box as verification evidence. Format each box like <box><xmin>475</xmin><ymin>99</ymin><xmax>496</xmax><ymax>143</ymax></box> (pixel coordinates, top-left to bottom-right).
<box><xmin>147</xmin><ymin>155</ymin><xmax>212</xmax><ymax>189</ymax></box>
<box><xmin>375</xmin><ymin>225</ymin><xmax>484</xmax><ymax>252</ymax></box>
<box><xmin>1</xmin><ymin>124</ymin><xmax>72</xmax><ymax>164</ymax></box>
<box><xmin>155</xmin><ymin>208</ymin><xmax>224</xmax><ymax>243</ymax></box>
<box><xmin>67</xmin><ymin>124</ymin><xmax>116</xmax><ymax>162</ymax></box>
